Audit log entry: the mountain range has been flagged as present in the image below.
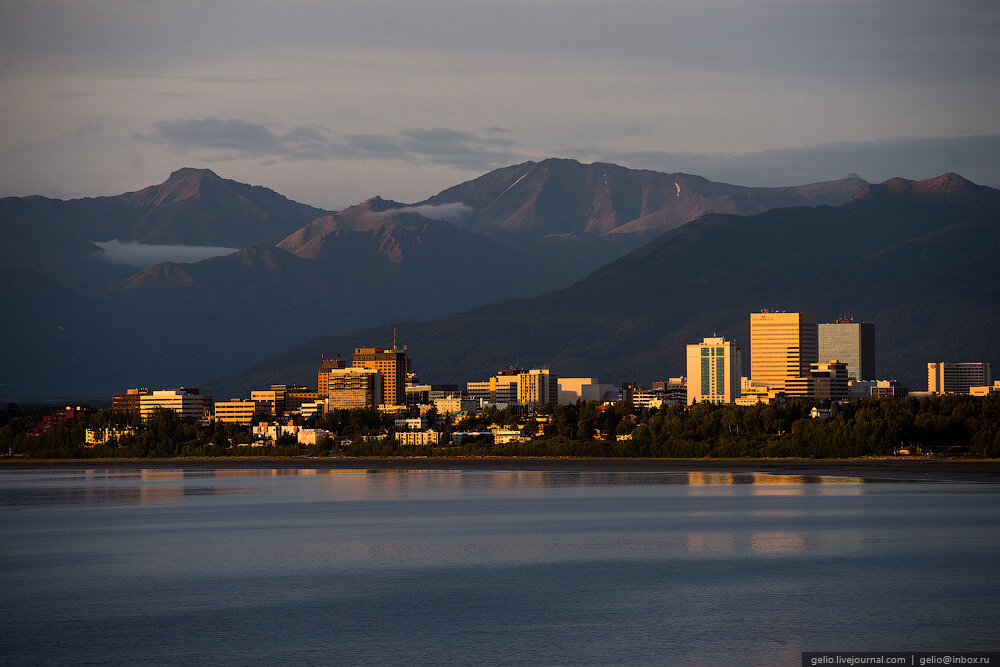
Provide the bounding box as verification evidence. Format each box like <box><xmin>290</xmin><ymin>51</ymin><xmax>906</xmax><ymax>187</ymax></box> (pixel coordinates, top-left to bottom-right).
<box><xmin>202</xmin><ymin>173</ymin><xmax>1000</xmax><ymax>397</ymax></box>
<box><xmin>5</xmin><ymin>159</ymin><xmax>988</xmax><ymax>402</ymax></box>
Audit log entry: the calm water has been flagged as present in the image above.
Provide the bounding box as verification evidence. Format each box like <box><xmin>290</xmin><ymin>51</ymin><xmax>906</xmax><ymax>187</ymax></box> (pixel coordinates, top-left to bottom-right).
<box><xmin>1</xmin><ymin>467</ymin><xmax>998</xmax><ymax>665</ymax></box>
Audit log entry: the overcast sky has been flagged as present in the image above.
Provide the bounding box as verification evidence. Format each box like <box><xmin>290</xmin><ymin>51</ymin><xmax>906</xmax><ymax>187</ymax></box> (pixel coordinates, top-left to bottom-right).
<box><xmin>2</xmin><ymin>0</ymin><xmax>998</xmax><ymax>209</ymax></box>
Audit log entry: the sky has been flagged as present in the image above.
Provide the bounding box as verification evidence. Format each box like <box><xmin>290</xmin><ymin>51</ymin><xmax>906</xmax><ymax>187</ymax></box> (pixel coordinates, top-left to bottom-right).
<box><xmin>1</xmin><ymin>0</ymin><xmax>999</xmax><ymax>210</ymax></box>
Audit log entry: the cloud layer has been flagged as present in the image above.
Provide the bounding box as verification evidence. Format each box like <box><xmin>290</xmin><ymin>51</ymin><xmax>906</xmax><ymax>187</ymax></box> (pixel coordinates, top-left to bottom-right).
<box><xmin>93</xmin><ymin>240</ymin><xmax>238</xmax><ymax>268</ymax></box>
<box><xmin>141</xmin><ymin>117</ymin><xmax>523</xmax><ymax>172</ymax></box>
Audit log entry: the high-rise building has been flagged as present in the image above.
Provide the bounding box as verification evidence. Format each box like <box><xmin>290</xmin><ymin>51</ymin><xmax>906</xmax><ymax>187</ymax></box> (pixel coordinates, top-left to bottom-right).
<box><xmin>750</xmin><ymin>310</ymin><xmax>817</xmax><ymax>391</ymax></box>
<box><xmin>352</xmin><ymin>347</ymin><xmax>409</xmax><ymax>406</ymax></box>
<box><xmin>517</xmin><ymin>369</ymin><xmax>559</xmax><ymax>405</ymax></box>
<box><xmin>317</xmin><ymin>357</ymin><xmax>346</xmax><ymax>399</ymax></box>
<box><xmin>686</xmin><ymin>337</ymin><xmax>742</xmax><ymax>405</ymax></box>
<box><xmin>818</xmin><ymin>319</ymin><xmax>875</xmax><ymax>381</ymax></box>
<box><xmin>328</xmin><ymin>367</ymin><xmax>382</xmax><ymax>409</ymax></box>
<box><xmin>927</xmin><ymin>363</ymin><xmax>993</xmax><ymax>394</ymax></box>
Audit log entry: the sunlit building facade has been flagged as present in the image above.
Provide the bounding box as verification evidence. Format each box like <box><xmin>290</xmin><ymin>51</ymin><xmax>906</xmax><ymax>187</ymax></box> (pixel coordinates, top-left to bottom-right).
<box><xmin>686</xmin><ymin>337</ymin><xmax>742</xmax><ymax>405</ymax></box>
<box><xmin>750</xmin><ymin>310</ymin><xmax>817</xmax><ymax>391</ymax></box>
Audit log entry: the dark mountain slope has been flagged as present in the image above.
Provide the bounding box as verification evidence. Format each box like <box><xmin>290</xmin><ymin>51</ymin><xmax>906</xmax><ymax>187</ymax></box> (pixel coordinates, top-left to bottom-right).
<box><xmin>0</xmin><ymin>167</ymin><xmax>329</xmax><ymax>249</ymax></box>
<box><xmin>205</xmin><ymin>173</ymin><xmax>1000</xmax><ymax>396</ymax></box>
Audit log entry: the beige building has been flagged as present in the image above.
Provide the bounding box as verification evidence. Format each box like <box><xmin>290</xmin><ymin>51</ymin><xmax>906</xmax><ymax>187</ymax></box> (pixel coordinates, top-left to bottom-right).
<box><xmin>139</xmin><ymin>389</ymin><xmax>210</xmax><ymax>422</ymax></box>
<box><xmin>317</xmin><ymin>357</ymin><xmax>346</xmax><ymax>399</ymax></box>
<box><xmin>328</xmin><ymin>367</ymin><xmax>382</xmax><ymax>409</ymax></box>
<box><xmin>686</xmin><ymin>337</ymin><xmax>742</xmax><ymax>405</ymax></box>
<box><xmin>214</xmin><ymin>399</ymin><xmax>264</xmax><ymax>425</ymax></box>
<box><xmin>395</xmin><ymin>430</ymin><xmax>441</xmax><ymax>446</ymax></box>
<box><xmin>750</xmin><ymin>310</ymin><xmax>817</xmax><ymax>391</ymax></box>
<box><xmin>928</xmin><ymin>362</ymin><xmax>993</xmax><ymax>394</ymax></box>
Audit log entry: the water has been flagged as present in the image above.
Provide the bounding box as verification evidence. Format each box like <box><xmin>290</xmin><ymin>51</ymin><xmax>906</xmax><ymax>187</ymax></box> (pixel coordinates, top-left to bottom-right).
<box><xmin>1</xmin><ymin>467</ymin><xmax>998</xmax><ymax>665</ymax></box>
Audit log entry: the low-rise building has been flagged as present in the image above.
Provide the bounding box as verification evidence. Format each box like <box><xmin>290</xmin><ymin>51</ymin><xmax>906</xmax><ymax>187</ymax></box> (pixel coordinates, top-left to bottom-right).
<box><xmin>395</xmin><ymin>430</ymin><xmax>441</xmax><ymax>446</ymax></box>
<box><xmin>298</xmin><ymin>428</ymin><xmax>334</xmax><ymax>445</ymax></box>
<box><xmin>84</xmin><ymin>426</ymin><xmax>137</xmax><ymax>446</ymax></box>
<box><xmin>214</xmin><ymin>399</ymin><xmax>266</xmax><ymax>425</ymax></box>
<box><xmin>928</xmin><ymin>362</ymin><xmax>992</xmax><ymax>394</ymax></box>
<box><xmin>394</xmin><ymin>417</ymin><xmax>428</xmax><ymax>431</ymax></box>
<box><xmin>140</xmin><ymin>389</ymin><xmax>210</xmax><ymax>422</ymax></box>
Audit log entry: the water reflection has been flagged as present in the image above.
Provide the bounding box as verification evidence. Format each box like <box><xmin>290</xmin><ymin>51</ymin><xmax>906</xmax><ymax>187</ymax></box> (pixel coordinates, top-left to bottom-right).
<box><xmin>0</xmin><ymin>466</ymin><xmax>931</xmax><ymax>510</ymax></box>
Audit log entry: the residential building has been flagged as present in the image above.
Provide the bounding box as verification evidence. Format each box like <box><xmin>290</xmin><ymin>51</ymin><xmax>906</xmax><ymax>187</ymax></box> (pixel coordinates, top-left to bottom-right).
<box><xmin>818</xmin><ymin>319</ymin><xmax>875</xmax><ymax>381</ymax></box>
<box><xmin>927</xmin><ymin>362</ymin><xmax>993</xmax><ymax>394</ymax></box>
<box><xmin>750</xmin><ymin>310</ymin><xmax>817</xmax><ymax>392</ymax></box>
<box><xmin>328</xmin><ymin>367</ymin><xmax>382</xmax><ymax>409</ymax></box>
<box><xmin>686</xmin><ymin>336</ymin><xmax>742</xmax><ymax>405</ymax></box>
<box><xmin>352</xmin><ymin>347</ymin><xmax>409</xmax><ymax>406</ymax></box>
<box><xmin>139</xmin><ymin>389</ymin><xmax>210</xmax><ymax>422</ymax></box>
<box><xmin>396</xmin><ymin>430</ymin><xmax>441</xmax><ymax>446</ymax></box>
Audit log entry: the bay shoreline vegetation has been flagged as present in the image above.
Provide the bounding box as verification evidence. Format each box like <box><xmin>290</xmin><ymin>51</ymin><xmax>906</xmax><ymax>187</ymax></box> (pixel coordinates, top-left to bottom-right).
<box><xmin>3</xmin><ymin>394</ymin><xmax>999</xmax><ymax>462</ymax></box>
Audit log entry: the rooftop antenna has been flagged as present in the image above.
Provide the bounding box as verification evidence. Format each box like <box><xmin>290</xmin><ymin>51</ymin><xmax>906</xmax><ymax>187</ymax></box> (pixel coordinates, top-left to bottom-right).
<box><xmin>393</xmin><ymin>327</ymin><xmax>397</xmax><ymax>350</ymax></box>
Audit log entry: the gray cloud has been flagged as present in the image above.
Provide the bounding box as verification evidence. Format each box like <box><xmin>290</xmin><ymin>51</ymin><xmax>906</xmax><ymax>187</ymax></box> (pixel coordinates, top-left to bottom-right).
<box><xmin>140</xmin><ymin>117</ymin><xmax>523</xmax><ymax>171</ymax></box>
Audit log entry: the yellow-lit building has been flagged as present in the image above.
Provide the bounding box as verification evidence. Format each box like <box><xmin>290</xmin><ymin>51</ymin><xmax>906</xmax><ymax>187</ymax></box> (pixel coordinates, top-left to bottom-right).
<box><xmin>395</xmin><ymin>430</ymin><xmax>441</xmax><ymax>446</ymax></box>
<box><xmin>84</xmin><ymin>427</ymin><xmax>137</xmax><ymax>446</ymax></box>
<box><xmin>750</xmin><ymin>310</ymin><xmax>817</xmax><ymax>392</ymax></box>
<box><xmin>139</xmin><ymin>389</ymin><xmax>210</xmax><ymax>422</ymax></box>
<box><xmin>352</xmin><ymin>347</ymin><xmax>409</xmax><ymax>406</ymax></box>
<box><xmin>686</xmin><ymin>336</ymin><xmax>742</xmax><ymax>405</ymax></box>
<box><xmin>328</xmin><ymin>367</ymin><xmax>382</xmax><ymax>409</ymax></box>
<box><xmin>928</xmin><ymin>362</ymin><xmax>992</xmax><ymax>394</ymax></box>
<box><xmin>317</xmin><ymin>357</ymin><xmax>346</xmax><ymax>401</ymax></box>
<box><xmin>214</xmin><ymin>399</ymin><xmax>264</xmax><ymax>425</ymax></box>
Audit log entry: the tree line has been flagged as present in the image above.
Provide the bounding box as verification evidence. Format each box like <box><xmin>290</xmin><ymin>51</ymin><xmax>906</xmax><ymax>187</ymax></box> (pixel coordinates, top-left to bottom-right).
<box><xmin>2</xmin><ymin>393</ymin><xmax>999</xmax><ymax>459</ymax></box>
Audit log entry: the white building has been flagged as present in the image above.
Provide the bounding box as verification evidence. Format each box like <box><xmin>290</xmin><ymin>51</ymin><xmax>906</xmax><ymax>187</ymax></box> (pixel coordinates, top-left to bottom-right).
<box><xmin>686</xmin><ymin>337</ymin><xmax>742</xmax><ymax>405</ymax></box>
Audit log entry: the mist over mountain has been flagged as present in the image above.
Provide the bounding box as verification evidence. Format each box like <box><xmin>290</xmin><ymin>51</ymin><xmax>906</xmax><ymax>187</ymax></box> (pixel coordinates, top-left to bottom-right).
<box><xmin>205</xmin><ymin>173</ymin><xmax>1000</xmax><ymax>397</ymax></box>
<box><xmin>1</xmin><ymin>161</ymin><xmax>872</xmax><ymax>402</ymax></box>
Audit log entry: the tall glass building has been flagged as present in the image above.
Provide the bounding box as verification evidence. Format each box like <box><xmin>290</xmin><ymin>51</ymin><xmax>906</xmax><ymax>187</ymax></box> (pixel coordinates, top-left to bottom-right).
<box><xmin>686</xmin><ymin>336</ymin><xmax>741</xmax><ymax>405</ymax></box>
<box><xmin>817</xmin><ymin>319</ymin><xmax>875</xmax><ymax>381</ymax></box>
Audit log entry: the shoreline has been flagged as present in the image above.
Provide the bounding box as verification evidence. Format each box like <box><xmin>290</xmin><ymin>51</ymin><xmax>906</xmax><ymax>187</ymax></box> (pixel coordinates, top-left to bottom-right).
<box><xmin>3</xmin><ymin>456</ymin><xmax>1000</xmax><ymax>483</ymax></box>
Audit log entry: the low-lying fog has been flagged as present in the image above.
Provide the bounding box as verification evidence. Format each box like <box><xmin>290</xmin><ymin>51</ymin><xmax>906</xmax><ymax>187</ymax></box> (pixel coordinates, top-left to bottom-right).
<box><xmin>93</xmin><ymin>240</ymin><xmax>238</xmax><ymax>268</ymax></box>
